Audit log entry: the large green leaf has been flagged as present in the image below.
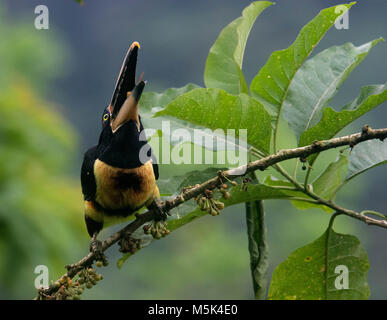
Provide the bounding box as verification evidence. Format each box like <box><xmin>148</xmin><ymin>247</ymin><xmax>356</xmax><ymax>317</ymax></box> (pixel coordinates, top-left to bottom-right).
<box><xmin>268</xmin><ymin>229</ymin><xmax>370</xmax><ymax>300</ymax></box>
<box><xmin>140</xmin><ymin>83</ymin><xmax>200</xmax><ymax>138</ymax></box>
<box><xmin>300</xmin><ymin>83</ymin><xmax>387</xmax><ymax>164</ymax></box>
<box><xmin>204</xmin><ymin>1</ymin><xmax>272</xmax><ymax>94</ymax></box>
<box><xmin>141</xmin><ymin>84</ymin><xmax>245</xmax><ymax>151</ymax></box>
<box><xmin>141</xmin><ymin>83</ymin><xmax>200</xmax><ymax>114</ymax></box>
<box><xmin>346</xmin><ymin>140</ymin><xmax>387</xmax><ymax>182</ymax></box>
<box><xmin>283</xmin><ymin>39</ymin><xmax>383</xmax><ymax>141</ymax></box>
<box><xmin>155</xmin><ymin>88</ymin><xmax>272</xmax><ymax>153</ymax></box>
<box><xmin>250</xmin><ymin>3</ymin><xmax>354</xmax><ymax>123</ymax></box>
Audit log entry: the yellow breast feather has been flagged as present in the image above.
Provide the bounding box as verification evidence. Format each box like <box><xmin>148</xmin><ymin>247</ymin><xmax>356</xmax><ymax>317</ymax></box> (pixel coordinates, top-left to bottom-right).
<box><xmin>94</xmin><ymin>159</ymin><xmax>156</xmax><ymax>211</ymax></box>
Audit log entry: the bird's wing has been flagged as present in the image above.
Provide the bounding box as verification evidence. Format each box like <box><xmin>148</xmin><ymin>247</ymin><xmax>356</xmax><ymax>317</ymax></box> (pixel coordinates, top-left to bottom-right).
<box><xmin>81</xmin><ymin>145</ymin><xmax>98</xmax><ymax>201</ymax></box>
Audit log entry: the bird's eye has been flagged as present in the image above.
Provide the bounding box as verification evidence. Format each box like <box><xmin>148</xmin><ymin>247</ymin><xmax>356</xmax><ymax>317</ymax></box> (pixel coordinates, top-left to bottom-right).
<box><xmin>103</xmin><ymin>114</ymin><xmax>109</xmax><ymax>122</ymax></box>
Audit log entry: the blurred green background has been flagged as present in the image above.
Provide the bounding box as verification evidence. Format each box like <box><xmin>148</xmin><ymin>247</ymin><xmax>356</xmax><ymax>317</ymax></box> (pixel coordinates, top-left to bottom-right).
<box><xmin>0</xmin><ymin>0</ymin><xmax>386</xmax><ymax>299</ymax></box>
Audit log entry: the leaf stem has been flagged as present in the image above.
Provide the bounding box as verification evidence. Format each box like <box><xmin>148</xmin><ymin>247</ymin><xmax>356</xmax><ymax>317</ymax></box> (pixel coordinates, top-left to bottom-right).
<box><xmin>286</xmin><ymin>197</ymin><xmax>320</xmax><ymax>204</ymax></box>
<box><xmin>360</xmin><ymin>210</ymin><xmax>387</xmax><ymax>219</ymax></box>
<box><xmin>304</xmin><ymin>166</ymin><xmax>312</xmax><ymax>191</ymax></box>
<box><xmin>292</xmin><ymin>158</ymin><xmax>299</xmax><ymax>179</ymax></box>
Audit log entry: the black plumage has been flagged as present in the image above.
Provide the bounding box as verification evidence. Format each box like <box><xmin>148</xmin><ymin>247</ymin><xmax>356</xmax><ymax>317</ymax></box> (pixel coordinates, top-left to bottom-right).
<box><xmin>80</xmin><ymin>42</ymin><xmax>160</xmax><ymax>238</ymax></box>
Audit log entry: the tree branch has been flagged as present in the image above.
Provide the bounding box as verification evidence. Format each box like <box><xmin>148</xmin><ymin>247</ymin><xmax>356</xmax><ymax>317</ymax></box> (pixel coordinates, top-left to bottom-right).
<box><xmin>36</xmin><ymin>127</ymin><xmax>387</xmax><ymax>299</ymax></box>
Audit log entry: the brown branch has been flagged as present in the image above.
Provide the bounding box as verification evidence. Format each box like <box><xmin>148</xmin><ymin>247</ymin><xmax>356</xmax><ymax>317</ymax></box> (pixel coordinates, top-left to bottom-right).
<box><xmin>36</xmin><ymin>127</ymin><xmax>387</xmax><ymax>299</ymax></box>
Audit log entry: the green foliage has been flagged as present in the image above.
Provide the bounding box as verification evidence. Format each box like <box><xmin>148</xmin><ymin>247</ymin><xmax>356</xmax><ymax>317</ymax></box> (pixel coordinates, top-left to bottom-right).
<box><xmin>347</xmin><ymin>140</ymin><xmax>387</xmax><ymax>181</ymax></box>
<box><xmin>0</xmin><ymin>83</ymin><xmax>86</xmax><ymax>296</ymax></box>
<box><xmin>283</xmin><ymin>39</ymin><xmax>383</xmax><ymax>141</ymax></box>
<box><xmin>156</xmin><ymin>88</ymin><xmax>272</xmax><ymax>153</ymax></box>
<box><xmin>268</xmin><ymin>227</ymin><xmax>370</xmax><ymax>300</ymax></box>
<box><xmin>245</xmin><ymin>199</ymin><xmax>268</xmax><ymax>300</ymax></box>
<box><xmin>0</xmin><ymin>8</ymin><xmax>85</xmax><ymax>297</ymax></box>
<box><xmin>2</xmin><ymin>0</ymin><xmax>382</xmax><ymax>300</ymax></box>
<box><xmin>139</xmin><ymin>1</ymin><xmax>386</xmax><ymax>300</ymax></box>
<box><xmin>204</xmin><ymin>1</ymin><xmax>272</xmax><ymax>94</ymax></box>
<box><xmin>300</xmin><ymin>83</ymin><xmax>387</xmax><ymax>164</ymax></box>
<box><xmin>313</xmin><ymin>154</ymin><xmax>348</xmax><ymax>199</ymax></box>
<box><xmin>141</xmin><ymin>83</ymin><xmax>216</xmax><ymax>150</ymax></box>
<box><xmin>250</xmin><ymin>3</ymin><xmax>354</xmax><ymax>125</ymax></box>
<box><xmin>141</xmin><ymin>83</ymin><xmax>201</xmax><ymax>115</ymax></box>
<box><xmin>0</xmin><ymin>11</ymin><xmax>68</xmax><ymax>94</ymax></box>
<box><xmin>291</xmin><ymin>155</ymin><xmax>348</xmax><ymax>211</ymax></box>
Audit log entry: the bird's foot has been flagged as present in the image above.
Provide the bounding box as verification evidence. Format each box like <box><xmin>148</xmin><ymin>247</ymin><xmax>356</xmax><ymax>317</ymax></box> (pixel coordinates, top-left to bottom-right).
<box><xmin>140</xmin><ymin>199</ymin><xmax>171</xmax><ymax>240</ymax></box>
<box><xmin>89</xmin><ymin>236</ymin><xmax>108</xmax><ymax>265</ymax></box>
<box><xmin>118</xmin><ymin>235</ymin><xmax>142</xmax><ymax>254</ymax></box>
<box><xmin>149</xmin><ymin>198</ymin><xmax>170</xmax><ymax>222</ymax></box>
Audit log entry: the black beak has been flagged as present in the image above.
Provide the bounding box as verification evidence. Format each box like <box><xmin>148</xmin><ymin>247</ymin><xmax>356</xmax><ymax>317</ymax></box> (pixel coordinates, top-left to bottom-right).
<box><xmin>110</xmin><ymin>41</ymin><xmax>140</xmax><ymax>118</ymax></box>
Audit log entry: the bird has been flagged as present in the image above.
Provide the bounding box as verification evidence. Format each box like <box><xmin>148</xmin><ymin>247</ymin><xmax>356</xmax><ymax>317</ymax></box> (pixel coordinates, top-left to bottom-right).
<box><xmin>80</xmin><ymin>41</ymin><xmax>162</xmax><ymax>255</ymax></box>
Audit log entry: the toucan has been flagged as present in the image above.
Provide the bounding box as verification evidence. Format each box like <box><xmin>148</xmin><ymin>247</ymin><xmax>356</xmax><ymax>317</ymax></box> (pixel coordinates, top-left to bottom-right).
<box><xmin>80</xmin><ymin>41</ymin><xmax>161</xmax><ymax>254</ymax></box>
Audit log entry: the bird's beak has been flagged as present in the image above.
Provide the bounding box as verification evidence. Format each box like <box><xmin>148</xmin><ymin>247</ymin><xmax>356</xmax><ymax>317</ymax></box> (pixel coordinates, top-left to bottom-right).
<box><xmin>111</xmin><ymin>80</ymin><xmax>146</xmax><ymax>133</ymax></box>
<box><xmin>110</xmin><ymin>41</ymin><xmax>140</xmax><ymax>118</ymax></box>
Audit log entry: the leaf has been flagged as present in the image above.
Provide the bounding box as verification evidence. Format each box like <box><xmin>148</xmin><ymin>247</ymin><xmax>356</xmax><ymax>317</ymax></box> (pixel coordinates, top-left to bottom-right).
<box><xmin>224</xmin><ymin>179</ymin><xmax>305</xmax><ymax>205</ymax></box>
<box><xmin>155</xmin><ymin>88</ymin><xmax>272</xmax><ymax>153</ymax></box>
<box><xmin>157</xmin><ymin>167</ymin><xmax>227</xmax><ymax>196</ymax></box>
<box><xmin>304</xmin><ymin>154</ymin><xmax>347</xmax><ymax>204</ymax></box>
<box><xmin>268</xmin><ymin>229</ymin><xmax>370</xmax><ymax>300</ymax></box>
<box><xmin>204</xmin><ymin>1</ymin><xmax>273</xmax><ymax>95</ymax></box>
<box><xmin>346</xmin><ymin>140</ymin><xmax>387</xmax><ymax>182</ymax></box>
<box><xmin>141</xmin><ymin>84</ymin><xmax>242</xmax><ymax>151</ymax></box>
<box><xmin>140</xmin><ymin>83</ymin><xmax>200</xmax><ymax>136</ymax></box>
<box><xmin>313</xmin><ymin>154</ymin><xmax>348</xmax><ymax>199</ymax></box>
<box><xmin>141</xmin><ymin>83</ymin><xmax>229</xmax><ymax>150</ymax></box>
<box><xmin>250</xmin><ymin>3</ymin><xmax>355</xmax><ymax>124</ymax></box>
<box><xmin>283</xmin><ymin>39</ymin><xmax>383</xmax><ymax>141</ymax></box>
<box><xmin>300</xmin><ymin>83</ymin><xmax>387</xmax><ymax>164</ymax></box>
<box><xmin>262</xmin><ymin>175</ymin><xmax>330</xmax><ymax>212</ymax></box>
<box><xmin>141</xmin><ymin>83</ymin><xmax>201</xmax><ymax>114</ymax></box>
<box><xmin>245</xmin><ymin>199</ymin><xmax>269</xmax><ymax>300</ymax></box>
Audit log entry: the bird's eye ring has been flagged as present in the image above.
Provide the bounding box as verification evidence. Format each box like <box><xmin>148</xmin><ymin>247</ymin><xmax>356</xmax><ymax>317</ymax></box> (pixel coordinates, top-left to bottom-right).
<box><xmin>103</xmin><ymin>114</ymin><xmax>109</xmax><ymax>121</ymax></box>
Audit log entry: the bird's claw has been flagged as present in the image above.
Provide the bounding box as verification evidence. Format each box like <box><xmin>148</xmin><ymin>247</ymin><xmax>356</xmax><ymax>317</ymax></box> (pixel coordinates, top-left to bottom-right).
<box><xmin>89</xmin><ymin>237</ymin><xmax>107</xmax><ymax>264</ymax></box>
<box><xmin>150</xmin><ymin>198</ymin><xmax>170</xmax><ymax>222</ymax></box>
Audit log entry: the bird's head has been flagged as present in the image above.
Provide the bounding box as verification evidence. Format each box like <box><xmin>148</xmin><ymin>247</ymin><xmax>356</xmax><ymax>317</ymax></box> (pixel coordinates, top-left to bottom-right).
<box><xmin>96</xmin><ymin>41</ymin><xmax>148</xmax><ymax>168</ymax></box>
